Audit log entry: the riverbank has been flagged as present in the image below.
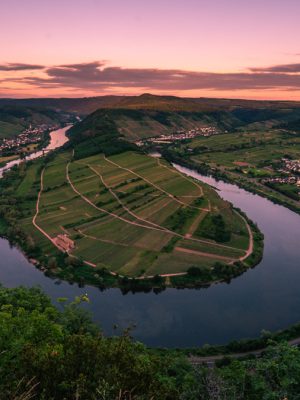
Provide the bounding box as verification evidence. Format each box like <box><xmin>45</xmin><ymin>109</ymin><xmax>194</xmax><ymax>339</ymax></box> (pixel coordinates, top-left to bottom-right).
<box><xmin>4</xmin><ymin>284</ymin><xmax>300</xmax><ymax>399</ymax></box>
<box><xmin>1</xmin><ymin>167</ymin><xmax>300</xmax><ymax>347</ymax></box>
<box><xmin>1</xmin><ymin>130</ymin><xmax>300</xmax><ymax>347</ymax></box>
<box><xmin>161</xmin><ymin>148</ymin><xmax>300</xmax><ymax>215</ymax></box>
<box><xmin>0</xmin><ymin>147</ymin><xmax>263</xmax><ymax>291</ymax></box>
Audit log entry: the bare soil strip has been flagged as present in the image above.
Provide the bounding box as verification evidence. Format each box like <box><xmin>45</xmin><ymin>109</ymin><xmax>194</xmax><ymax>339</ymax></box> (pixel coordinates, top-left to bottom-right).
<box><xmin>88</xmin><ymin>163</ymin><xmax>173</xmax><ymax>233</ymax></box>
<box><xmin>235</xmin><ymin>210</ymin><xmax>253</xmax><ymax>262</ymax></box>
<box><xmin>66</xmin><ymin>162</ymin><xmax>170</xmax><ymax>234</ymax></box>
<box><xmin>105</xmin><ymin>156</ymin><xmax>211</xmax><ymax>212</ymax></box>
<box><xmin>189</xmin><ymin>337</ymin><xmax>300</xmax><ymax>365</ymax></box>
<box><xmin>31</xmin><ymin>158</ymin><xmax>254</xmax><ymax>278</ymax></box>
<box><xmin>187</xmin><ymin>209</ymin><xmax>208</xmax><ymax>236</ymax></box>
<box><xmin>32</xmin><ymin>168</ymin><xmax>59</xmax><ymax>248</ymax></box>
<box><xmin>157</xmin><ymin>157</ymin><xmax>205</xmax><ymax>199</ymax></box>
<box><xmin>174</xmin><ymin>246</ymin><xmax>235</xmax><ymax>262</ymax></box>
<box><xmin>67</xmin><ymin>162</ymin><xmax>249</xmax><ymax>253</ymax></box>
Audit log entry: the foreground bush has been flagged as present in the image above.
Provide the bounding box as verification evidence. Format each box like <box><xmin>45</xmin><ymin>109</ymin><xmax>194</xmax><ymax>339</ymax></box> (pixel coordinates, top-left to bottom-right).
<box><xmin>2</xmin><ymin>286</ymin><xmax>300</xmax><ymax>399</ymax></box>
<box><xmin>0</xmin><ymin>286</ymin><xmax>191</xmax><ymax>399</ymax></box>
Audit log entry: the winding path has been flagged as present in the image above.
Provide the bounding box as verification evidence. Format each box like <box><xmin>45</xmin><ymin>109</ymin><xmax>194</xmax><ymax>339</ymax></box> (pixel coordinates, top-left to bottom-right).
<box><xmin>32</xmin><ymin>168</ymin><xmax>58</xmax><ymax>248</ymax></box>
<box><xmin>189</xmin><ymin>337</ymin><xmax>300</xmax><ymax>366</ymax></box>
<box><xmin>68</xmin><ymin>160</ymin><xmax>251</xmax><ymax>254</ymax></box>
<box><xmin>88</xmin><ymin>163</ymin><xmax>174</xmax><ymax>233</ymax></box>
<box><xmin>105</xmin><ymin>156</ymin><xmax>211</xmax><ymax>212</ymax></box>
<box><xmin>66</xmin><ymin>162</ymin><xmax>174</xmax><ymax>234</ymax></box>
<box><xmin>31</xmin><ymin>156</ymin><xmax>255</xmax><ymax>279</ymax></box>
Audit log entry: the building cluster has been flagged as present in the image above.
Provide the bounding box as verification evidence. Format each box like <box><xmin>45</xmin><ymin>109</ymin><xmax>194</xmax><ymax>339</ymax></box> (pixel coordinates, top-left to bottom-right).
<box><xmin>0</xmin><ymin>124</ymin><xmax>58</xmax><ymax>154</ymax></box>
<box><xmin>279</xmin><ymin>158</ymin><xmax>300</xmax><ymax>174</ymax></box>
<box><xmin>54</xmin><ymin>234</ymin><xmax>75</xmax><ymax>253</ymax></box>
<box><xmin>261</xmin><ymin>158</ymin><xmax>300</xmax><ymax>196</ymax></box>
<box><xmin>135</xmin><ymin>126</ymin><xmax>220</xmax><ymax>146</ymax></box>
<box><xmin>262</xmin><ymin>176</ymin><xmax>300</xmax><ymax>185</ymax></box>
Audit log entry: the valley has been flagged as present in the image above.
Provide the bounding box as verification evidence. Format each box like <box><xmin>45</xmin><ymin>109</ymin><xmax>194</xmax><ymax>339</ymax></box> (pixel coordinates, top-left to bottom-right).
<box><xmin>1</xmin><ymin>144</ymin><xmax>260</xmax><ymax>287</ymax></box>
<box><xmin>161</xmin><ymin>128</ymin><xmax>300</xmax><ymax>212</ymax></box>
<box><xmin>4</xmin><ymin>93</ymin><xmax>300</xmax><ymax>288</ymax></box>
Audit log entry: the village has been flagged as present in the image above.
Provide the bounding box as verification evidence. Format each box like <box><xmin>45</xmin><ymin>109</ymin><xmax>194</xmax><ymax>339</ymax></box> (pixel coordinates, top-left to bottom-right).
<box><xmin>262</xmin><ymin>175</ymin><xmax>300</xmax><ymax>186</ymax></box>
<box><xmin>0</xmin><ymin>123</ymin><xmax>59</xmax><ymax>154</ymax></box>
<box><xmin>261</xmin><ymin>158</ymin><xmax>300</xmax><ymax>197</ymax></box>
<box><xmin>135</xmin><ymin>126</ymin><xmax>220</xmax><ymax>146</ymax></box>
<box><xmin>279</xmin><ymin>158</ymin><xmax>300</xmax><ymax>174</ymax></box>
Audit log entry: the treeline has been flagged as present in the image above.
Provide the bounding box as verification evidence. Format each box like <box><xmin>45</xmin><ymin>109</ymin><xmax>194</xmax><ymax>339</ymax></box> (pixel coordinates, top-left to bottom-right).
<box><xmin>195</xmin><ymin>213</ymin><xmax>231</xmax><ymax>242</ymax></box>
<box><xmin>277</xmin><ymin>118</ymin><xmax>300</xmax><ymax>133</ymax></box>
<box><xmin>2</xmin><ymin>286</ymin><xmax>300</xmax><ymax>399</ymax></box>
<box><xmin>0</xmin><ymin>286</ymin><xmax>190</xmax><ymax>399</ymax></box>
<box><xmin>66</xmin><ymin>110</ymin><xmax>137</xmax><ymax>159</ymax></box>
<box><xmin>161</xmin><ymin>146</ymin><xmax>300</xmax><ymax>215</ymax></box>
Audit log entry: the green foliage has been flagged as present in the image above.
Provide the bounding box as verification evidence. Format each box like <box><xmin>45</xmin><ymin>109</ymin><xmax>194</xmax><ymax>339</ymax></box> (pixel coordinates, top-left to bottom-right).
<box><xmin>195</xmin><ymin>213</ymin><xmax>231</xmax><ymax>242</ymax></box>
<box><xmin>3</xmin><ymin>286</ymin><xmax>300</xmax><ymax>399</ymax></box>
<box><xmin>164</xmin><ymin>206</ymin><xmax>198</xmax><ymax>233</ymax></box>
<box><xmin>191</xmin><ymin>342</ymin><xmax>300</xmax><ymax>400</ymax></box>
<box><xmin>0</xmin><ymin>105</ymin><xmax>67</xmax><ymax>139</ymax></box>
<box><xmin>0</xmin><ymin>286</ymin><xmax>191</xmax><ymax>399</ymax></box>
<box><xmin>67</xmin><ymin>110</ymin><xmax>137</xmax><ymax>159</ymax></box>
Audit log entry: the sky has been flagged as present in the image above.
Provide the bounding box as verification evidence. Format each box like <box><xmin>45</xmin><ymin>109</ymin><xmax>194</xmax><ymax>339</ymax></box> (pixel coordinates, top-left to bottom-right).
<box><xmin>0</xmin><ymin>0</ymin><xmax>299</xmax><ymax>100</ymax></box>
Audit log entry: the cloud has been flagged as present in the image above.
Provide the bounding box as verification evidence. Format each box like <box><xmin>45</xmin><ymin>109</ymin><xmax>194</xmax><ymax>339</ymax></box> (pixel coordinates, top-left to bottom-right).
<box><xmin>0</xmin><ymin>63</ymin><xmax>45</xmax><ymax>71</ymax></box>
<box><xmin>1</xmin><ymin>61</ymin><xmax>300</xmax><ymax>94</ymax></box>
<box><xmin>250</xmin><ymin>63</ymin><xmax>300</xmax><ymax>73</ymax></box>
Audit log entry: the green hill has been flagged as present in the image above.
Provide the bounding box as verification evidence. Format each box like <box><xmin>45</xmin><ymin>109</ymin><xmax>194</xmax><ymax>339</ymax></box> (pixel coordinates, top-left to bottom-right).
<box><xmin>0</xmin><ymin>105</ymin><xmax>71</xmax><ymax>139</ymax></box>
<box><xmin>66</xmin><ymin>94</ymin><xmax>300</xmax><ymax>144</ymax></box>
<box><xmin>0</xmin><ymin>96</ymin><xmax>124</xmax><ymax>115</ymax></box>
<box><xmin>1</xmin><ymin>93</ymin><xmax>300</xmax><ymax>116</ymax></box>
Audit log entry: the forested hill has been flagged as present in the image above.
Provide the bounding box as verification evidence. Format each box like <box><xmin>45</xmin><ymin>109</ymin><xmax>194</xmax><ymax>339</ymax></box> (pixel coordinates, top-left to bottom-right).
<box><xmin>66</xmin><ymin>109</ymin><xmax>137</xmax><ymax>159</ymax></box>
<box><xmin>0</xmin><ymin>105</ymin><xmax>71</xmax><ymax>139</ymax></box>
<box><xmin>0</xmin><ymin>96</ymin><xmax>124</xmax><ymax>115</ymax></box>
<box><xmin>2</xmin><ymin>285</ymin><xmax>300</xmax><ymax>399</ymax></box>
<box><xmin>66</xmin><ymin>94</ymin><xmax>300</xmax><ymax>148</ymax></box>
<box><xmin>1</xmin><ymin>93</ymin><xmax>300</xmax><ymax>115</ymax></box>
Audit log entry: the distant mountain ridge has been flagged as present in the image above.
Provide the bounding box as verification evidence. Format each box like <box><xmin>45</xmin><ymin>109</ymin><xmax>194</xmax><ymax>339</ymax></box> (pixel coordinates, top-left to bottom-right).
<box><xmin>1</xmin><ymin>94</ymin><xmax>300</xmax><ymax>145</ymax></box>
<box><xmin>66</xmin><ymin>94</ymin><xmax>300</xmax><ymax>152</ymax></box>
<box><xmin>0</xmin><ymin>105</ymin><xmax>69</xmax><ymax>139</ymax></box>
<box><xmin>1</xmin><ymin>93</ymin><xmax>300</xmax><ymax>115</ymax></box>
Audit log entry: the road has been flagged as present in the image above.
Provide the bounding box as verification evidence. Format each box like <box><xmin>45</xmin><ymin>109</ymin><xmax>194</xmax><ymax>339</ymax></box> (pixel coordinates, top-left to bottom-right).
<box><xmin>189</xmin><ymin>336</ymin><xmax>300</xmax><ymax>366</ymax></box>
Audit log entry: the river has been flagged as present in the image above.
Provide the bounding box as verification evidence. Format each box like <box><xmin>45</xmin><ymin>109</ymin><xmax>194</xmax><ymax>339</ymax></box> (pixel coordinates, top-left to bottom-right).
<box><xmin>0</xmin><ymin>125</ymin><xmax>70</xmax><ymax>178</ymax></box>
<box><xmin>0</xmin><ymin>132</ymin><xmax>300</xmax><ymax>348</ymax></box>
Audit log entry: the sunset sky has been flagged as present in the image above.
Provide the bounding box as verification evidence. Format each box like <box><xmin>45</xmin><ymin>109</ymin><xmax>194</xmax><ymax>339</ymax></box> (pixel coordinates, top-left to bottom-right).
<box><xmin>1</xmin><ymin>0</ymin><xmax>299</xmax><ymax>99</ymax></box>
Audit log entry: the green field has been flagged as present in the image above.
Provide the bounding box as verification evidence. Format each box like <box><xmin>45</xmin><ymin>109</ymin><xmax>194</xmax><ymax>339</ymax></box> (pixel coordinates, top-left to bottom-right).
<box><xmin>15</xmin><ymin>150</ymin><xmax>252</xmax><ymax>278</ymax></box>
<box><xmin>0</xmin><ymin>121</ymin><xmax>23</xmax><ymax>138</ymax></box>
<box><xmin>170</xmin><ymin>129</ymin><xmax>300</xmax><ymax>209</ymax></box>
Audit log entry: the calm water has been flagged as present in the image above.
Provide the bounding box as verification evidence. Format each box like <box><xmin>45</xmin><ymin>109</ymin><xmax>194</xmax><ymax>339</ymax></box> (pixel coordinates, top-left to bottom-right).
<box><xmin>1</xmin><ymin>138</ymin><xmax>300</xmax><ymax>347</ymax></box>
<box><xmin>0</xmin><ymin>126</ymin><xmax>70</xmax><ymax>177</ymax></box>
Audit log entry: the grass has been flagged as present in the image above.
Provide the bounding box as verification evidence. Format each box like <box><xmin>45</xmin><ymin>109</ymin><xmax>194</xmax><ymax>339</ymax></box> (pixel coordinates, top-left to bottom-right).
<box><xmin>174</xmin><ymin>129</ymin><xmax>300</xmax><ymax>208</ymax></box>
<box><xmin>13</xmin><ymin>149</ymin><xmax>253</xmax><ymax>278</ymax></box>
<box><xmin>0</xmin><ymin>154</ymin><xmax>18</xmax><ymax>167</ymax></box>
<box><xmin>0</xmin><ymin>121</ymin><xmax>23</xmax><ymax>138</ymax></box>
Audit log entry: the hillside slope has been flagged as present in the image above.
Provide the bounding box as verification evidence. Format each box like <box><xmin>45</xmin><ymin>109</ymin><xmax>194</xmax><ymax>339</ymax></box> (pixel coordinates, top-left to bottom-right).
<box><xmin>67</xmin><ymin>94</ymin><xmax>300</xmax><ymax>143</ymax></box>
<box><xmin>1</xmin><ymin>93</ymin><xmax>300</xmax><ymax>116</ymax></box>
<box><xmin>0</xmin><ymin>105</ymin><xmax>71</xmax><ymax>139</ymax></box>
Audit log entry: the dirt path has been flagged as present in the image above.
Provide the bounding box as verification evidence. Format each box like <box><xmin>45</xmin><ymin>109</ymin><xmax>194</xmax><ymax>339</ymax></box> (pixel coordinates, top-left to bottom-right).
<box><xmin>32</xmin><ymin>168</ymin><xmax>59</xmax><ymax>248</ymax></box>
<box><xmin>87</xmin><ymin>164</ymin><xmax>174</xmax><ymax>233</ymax></box>
<box><xmin>68</xmin><ymin>161</ymin><xmax>245</xmax><ymax>254</ymax></box>
<box><xmin>78</xmin><ymin>229</ymin><xmax>134</xmax><ymax>247</ymax></box>
<box><xmin>105</xmin><ymin>156</ymin><xmax>211</xmax><ymax>212</ymax></box>
<box><xmin>32</xmin><ymin>160</ymin><xmax>254</xmax><ymax>281</ymax></box>
<box><xmin>187</xmin><ymin>209</ymin><xmax>208</xmax><ymax>236</ymax></box>
<box><xmin>189</xmin><ymin>336</ymin><xmax>300</xmax><ymax>366</ymax></box>
<box><xmin>157</xmin><ymin>157</ymin><xmax>205</xmax><ymax>198</ymax></box>
<box><xmin>66</xmin><ymin>162</ymin><xmax>172</xmax><ymax>234</ymax></box>
<box><xmin>174</xmin><ymin>246</ymin><xmax>235</xmax><ymax>262</ymax></box>
<box><xmin>236</xmin><ymin>211</ymin><xmax>254</xmax><ymax>262</ymax></box>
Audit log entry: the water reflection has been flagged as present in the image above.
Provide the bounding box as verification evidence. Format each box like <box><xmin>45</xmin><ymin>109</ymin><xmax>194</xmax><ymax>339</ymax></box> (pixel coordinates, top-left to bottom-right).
<box><xmin>0</xmin><ymin>125</ymin><xmax>70</xmax><ymax>177</ymax></box>
<box><xmin>0</xmin><ymin>154</ymin><xmax>300</xmax><ymax>347</ymax></box>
